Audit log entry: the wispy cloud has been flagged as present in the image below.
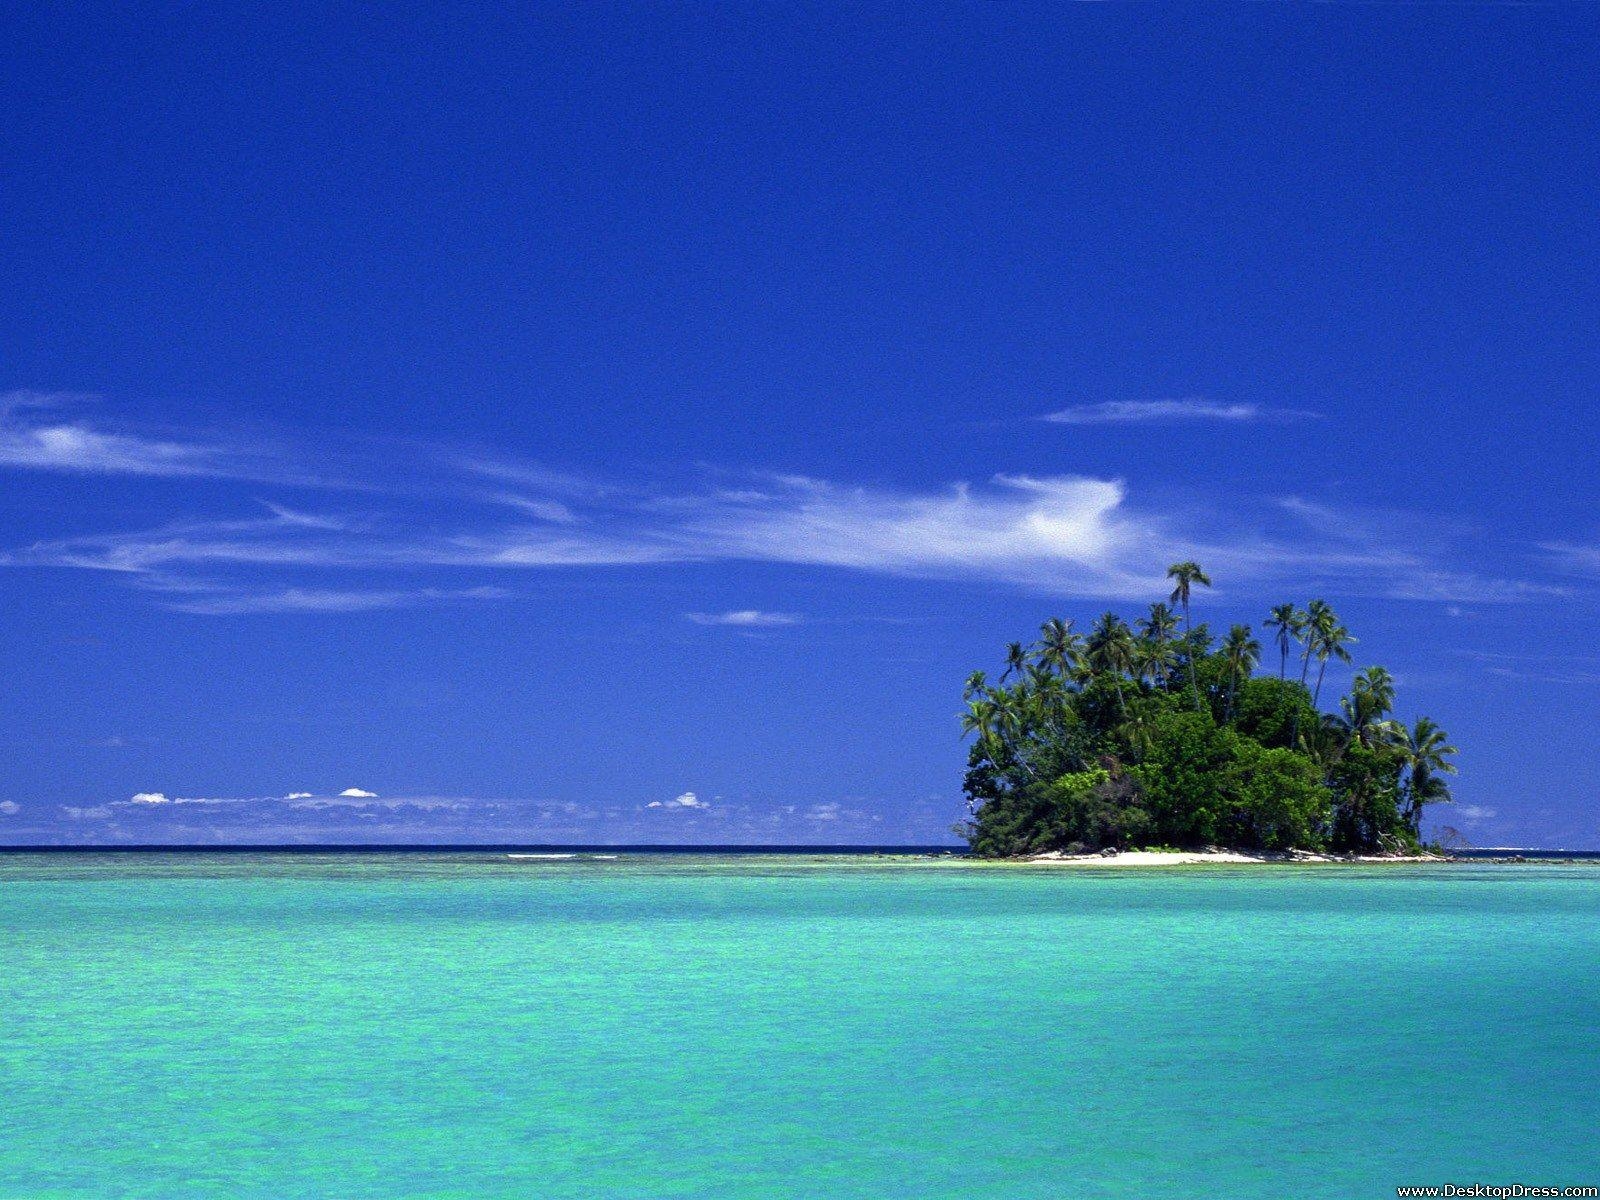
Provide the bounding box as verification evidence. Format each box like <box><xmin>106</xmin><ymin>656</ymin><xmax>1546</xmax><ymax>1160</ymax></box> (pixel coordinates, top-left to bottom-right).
<box><xmin>0</xmin><ymin>393</ymin><xmax>397</xmax><ymax>491</ymax></box>
<box><xmin>0</xmin><ymin>401</ymin><xmax>1564</xmax><ymax>611</ymax></box>
<box><xmin>1273</xmin><ymin>498</ymin><xmax>1568</xmax><ymax>604</ymax></box>
<box><xmin>451</xmin><ymin>455</ymin><xmax>609</xmax><ymax>498</ymax></box>
<box><xmin>1542</xmin><ymin>542</ymin><xmax>1600</xmax><ymax>577</ymax></box>
<box><xmin>161</xmin><ymin>585</ymin><xmax>509</xmax><ymax>615</ymax></box>
<box><xmin>1</xmin><ymin>422</ymin><xmax>215</xmax><ymax>475</ymax></box>
<box><xmin>5</xmin><ymin>469</ymin><xmax>1560</xmax><ymax>608</ymax></box>
<box><xmin>0</xmin><ymin>391</ymin><xmax>276</xmax><ymax>480</ymax></box>
<box><xmin>483</xmin><ymin>494</ymin><xmax>579</xmax><ymax>523</ymax></box>
<box><xmin>685</xmin><ymin>610</ymin><xmax>804</xmax><ymax>627</ymax></box>
<box><xmin>1041</xmin><ymin>399</ymin><xmax>1317</xmax><ymax>425</ymax></box>
<box><xmin>1487</xmin><ymin>666</ymin><xmax>1600</xmax><ymax>686</ymax></box>
<box><xmin>4</xmin><ymin>473</ymin><xmax>1169</xmax><ymax>597</ymax></box>
<box><xmin>1454</xmin><ymin>649</ymin><xmax>1600</xmax><ymax>685</ymax></box>
<box><xmin>674</xmin><ymin>474</ymin><xmax>1169</xmax><ymax>596</ymax></box>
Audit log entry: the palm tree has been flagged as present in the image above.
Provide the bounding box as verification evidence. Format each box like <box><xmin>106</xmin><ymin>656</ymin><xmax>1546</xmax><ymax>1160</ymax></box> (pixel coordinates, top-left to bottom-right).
<box><xmin>1336</xmin><ymin>667</ymin><xmax>1400</xmax><ymax>750</ymax></box>
<box><xmin>1085</xmin><ymin>611</ymin><xmax>1136</xmax><ymax>718</ymax></box>
<box><xmin>1263</xmin><ymin>603</ymin><xmax>1307</xmax><ymax>680</ymax></box>
<box><xmin>1000</xmin><ymin>641</ymin><xmax>1028</xmax><ymax>684</ymax></box>
<box><xmin>1136</xmin><ymin>637</ymin><xmax>1176</xmax><ymax>689</ymax></box>
<box><xmin>1114</xmin><ymin>712</ymin><xmax>1156</xmax><ymax>762</ymax></box>
<box><xmin>963</xmin><ymin>671</ymin><xmax>989</xmax><ymax>702</ymax></box>
<box><xmin>1299</xmin><ymin>599</ymin><xmax>1333</xmax><ymax>686</ymax></box>
<box><xmin>1282</xmin><ymin>600</ymin><xmax>1345</xmax><ymax>748</ymax></box>
<box><xmin>960</xmin><ymin>695</ymin><xmax>1009</xmax><ymax>776</ymax></box>
<box><xmin>1221</xmin><ymin>624</ymin><xmax>1261</xmax><ymax>721</ymax></box>
<box><xmin>989</xmin><ymin>691</ymin><xmax>1037</xmax><ymax>778</ymax></box>
<box><xmin>1353</xmin><ymin>665</ymin><xmax>1395</xmax><ymax>718</ymax></box>
<box><xmin>1136</xmin><ymin>602</ymin><xmax>1180</xmax><ymax>686</ymax></box>
<box><xmin>1396</xmin><ymin>717</ymin><xmax>1458</xmax><ymax>835</ymax></box>
<box><xmin>1166</xmin><ymin>561</ymin><xmax>1212</xmax><ymax>704</ymax></box>
<box><xmin>960</xmin><ymin>696</ymin><xmax>998</xmax><ymax>745</ymax></box>
<box><xmin>1309</xmin><ymin>612</ymin><xmax>1356</xmax><ymax>708</ymax></box>
<box><xmin>1034</xmin><ymin>618</ymin><xmax>1082</xmax><ymax>681</ymax></box>
<box><xmin>1304</xmin><ymin>711</ymin><xmax>1349</xmax><ymax>767</ymax></box>
<box><xmin>1028</xmin><ymin>668</ymin><xmax>1068</xmax><ymax>723</ymax></box>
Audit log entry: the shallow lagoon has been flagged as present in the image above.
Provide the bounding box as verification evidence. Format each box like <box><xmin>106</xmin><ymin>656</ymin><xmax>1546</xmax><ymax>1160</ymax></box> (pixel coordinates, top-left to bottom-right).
<box><xmin>3</xmin><ymin>851</ymin><xmax>1597</xmax><ymax>1198</ymax></box>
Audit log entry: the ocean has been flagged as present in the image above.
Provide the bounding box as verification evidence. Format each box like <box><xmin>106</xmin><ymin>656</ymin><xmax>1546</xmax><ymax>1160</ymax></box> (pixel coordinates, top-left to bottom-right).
<box><xmin>3</xmin><ymin>850</ymin><xmax>1597</xmax><ymax>1198</ymax></box>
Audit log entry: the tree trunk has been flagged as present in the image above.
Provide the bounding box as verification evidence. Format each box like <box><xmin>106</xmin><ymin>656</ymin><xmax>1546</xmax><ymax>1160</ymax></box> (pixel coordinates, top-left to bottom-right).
<box><xmin>1184</xmin><ymin>602</ymin><xmax>1201</xmax><ymax>709</ymax></box>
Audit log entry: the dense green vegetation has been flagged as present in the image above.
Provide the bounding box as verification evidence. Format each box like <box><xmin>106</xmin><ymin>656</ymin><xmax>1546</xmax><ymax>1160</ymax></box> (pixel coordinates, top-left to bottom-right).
<box><xmin>955</xmin><ymin>564</ymin><xmax>1458</xmax><ymax>858</ymax></box>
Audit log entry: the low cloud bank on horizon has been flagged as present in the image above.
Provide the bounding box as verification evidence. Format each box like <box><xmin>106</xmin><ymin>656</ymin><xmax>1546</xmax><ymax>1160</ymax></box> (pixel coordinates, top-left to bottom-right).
<box><xmin>9</xmin><ymin>786</ymin><xmax>937</xmax><ymax>846</ymax></box>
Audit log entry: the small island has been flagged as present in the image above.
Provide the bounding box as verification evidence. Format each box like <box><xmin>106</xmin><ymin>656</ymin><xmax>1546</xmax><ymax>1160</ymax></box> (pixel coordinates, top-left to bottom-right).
<box><xmin>955</xmin><ymin>563</ymin><xmax>1458</xmax><ymax>859</ymax></box>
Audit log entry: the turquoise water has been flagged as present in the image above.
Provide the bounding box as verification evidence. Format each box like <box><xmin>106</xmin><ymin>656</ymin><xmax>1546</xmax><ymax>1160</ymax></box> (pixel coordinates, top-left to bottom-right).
<box><xmin>3</xmin><ymin>852</ymin><xmax>1598</xmax><ymax>1199</ymax></box>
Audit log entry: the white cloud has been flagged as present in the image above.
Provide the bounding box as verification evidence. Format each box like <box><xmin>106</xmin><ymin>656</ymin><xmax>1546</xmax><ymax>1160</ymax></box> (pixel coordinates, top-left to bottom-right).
<box><xmin>126</xmin><ymin>792</ymin><xmax>251</xmax><ymax>806</ymax></box>
<box><xmin>7</xmin><ymin>472</ymin><xmax>1168</xmax><ymax>598</ymax></box>
<box><xmin>1543</xmin><ymin>542</ymin><xmax>1600</xmax><ymax>577</ymax></box>
<box><xmin>647</xmin><ymin>791</ymin><xmax>708</xmax><ymax>809</ymax></box>
<box><xmin>258</xmin><ymin>503</ymin><xmax>349</xmax><ymax>531</ymax></box>
<box><xmin>285</xmin><ymin>792</ymin><xmax>314</xmax><ymax>800</ymax></box>
<box><xmin>452</xmin><ymin>457</ymin><xmax>600</xmax><ymax>497</ymax></box>
<box><xmin>63</xmin><ymin>805</ymin><xmax>113</xmax><ymax>820</ymax></box>
<box><xmin>0</xmin><ymin>393</ymin><xmax>237</xmax><ymax>477</ymax></box>
<box><xmin>0</xmin><ymin>422</ymin><xmax>225</xmax><ymax>476</ymax></box>
<box><xmin>1487</xmin><ymin>665</ymin><xmax>1600</xmax><ymax>686</ymax></box>
<box><xmin>685</xmin><ymin>610</ymin><xmax>803</xmax><ymax>627</ymax></box>
<box><xmin>0</xmin><ymin>801</ymin><xmax>19</xmax><ymax>815</ymax></box>
<box><xmin>36</xmin><ymin>789</ymin><xmax>958</xmax><ymax>845</ymax></box>
<box><xmin>161</xmin><ymin>585</ymin><xmax>509</xmax><ymax>615</ymax></box>
<box><xmin>1041</xmin><ymin>399</ymin><xmax>1315</xmax><ymax>425</ymax></box>
<box><xmin>0</xmin><ymin>414</ymin><xmax>1562</xmax><ymax>608</ymax></box>
<box><xmin>1454</xmin><ymin>805</ymin><xmax>1497</xmax><ymax>824</ymax></box>
<box><xmin>485</xmin><ymin>494</ymin><xmax>579</xmax><ymax>523</ymax></box>
<box><xmin>340</xmin><ymin>788</ymin><xmax>378</xmax><ymax>798</ymax></box>
<box><xmin>675</xmin><ymin>474</ymin><xmax>1167</xmax><ymax>597</ymax></box>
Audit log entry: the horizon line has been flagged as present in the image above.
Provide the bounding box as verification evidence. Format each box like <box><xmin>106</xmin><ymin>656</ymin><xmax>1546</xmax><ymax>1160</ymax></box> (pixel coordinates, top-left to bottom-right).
<box><xmin>1</xmin><ymin>843</ymin><xmax>1594</xmax><ymax>855</ymax></box>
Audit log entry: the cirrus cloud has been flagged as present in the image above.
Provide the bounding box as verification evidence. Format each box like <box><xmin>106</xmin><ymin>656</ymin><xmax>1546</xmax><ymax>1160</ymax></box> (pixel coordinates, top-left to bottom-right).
<box><xmin>685</xmin><ymin>610</ymin><xmax>803</xmax><ymax>627</ymax></box>
<box><xmin>1041</xmin><ymin>399</ymin><xmax>1317</xmax><ymax>425</ymax></box>
<box><xmin>0</xmin><ymin>405</ymin><xmax>1563</xmax><ymax>609</ymax></box>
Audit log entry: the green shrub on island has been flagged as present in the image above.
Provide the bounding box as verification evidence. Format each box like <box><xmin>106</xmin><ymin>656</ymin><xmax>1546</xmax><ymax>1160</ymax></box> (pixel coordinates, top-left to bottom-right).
<box><xmin>955</xmin><ymin>564</ymin><xmax>1457</xmax><ymax>858</ymax></box>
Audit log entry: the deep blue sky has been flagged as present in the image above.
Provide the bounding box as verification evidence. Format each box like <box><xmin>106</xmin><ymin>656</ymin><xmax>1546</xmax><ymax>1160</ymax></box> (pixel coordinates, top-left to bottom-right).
<box><xmin>3</xmin><ymin>3</ymin><xmax>1597</xmax><ymax>846</ymax></box>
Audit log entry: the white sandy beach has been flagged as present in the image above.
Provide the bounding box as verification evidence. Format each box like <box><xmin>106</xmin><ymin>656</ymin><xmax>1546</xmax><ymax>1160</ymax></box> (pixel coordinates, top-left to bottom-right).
<box><xmin>1022</xmin><ymin>849</ymin><xmax>1448</xmax><ymax>866</ymax></box>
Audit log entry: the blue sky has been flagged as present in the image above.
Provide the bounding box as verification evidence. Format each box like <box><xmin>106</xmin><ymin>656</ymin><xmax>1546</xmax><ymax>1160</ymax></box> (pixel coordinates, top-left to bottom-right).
<box><xmin>3</xmin><ymin>3</ymin><xmax>1597</xmax><ymax>847</ymax></box>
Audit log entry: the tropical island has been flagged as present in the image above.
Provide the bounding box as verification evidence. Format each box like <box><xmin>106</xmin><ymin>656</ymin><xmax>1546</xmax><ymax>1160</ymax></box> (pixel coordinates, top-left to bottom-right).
<box><xmin>954</xmin><ymin>563</ymin><xmax>1458</xmax><ymax>859</ymax></box>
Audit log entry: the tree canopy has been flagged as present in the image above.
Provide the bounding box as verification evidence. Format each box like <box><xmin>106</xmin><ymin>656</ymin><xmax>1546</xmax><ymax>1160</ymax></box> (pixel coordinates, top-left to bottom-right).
<box><xmin>955</xmin><ymin>566</ymin><xmax>1457</xmax><ymax>857</ymax></box>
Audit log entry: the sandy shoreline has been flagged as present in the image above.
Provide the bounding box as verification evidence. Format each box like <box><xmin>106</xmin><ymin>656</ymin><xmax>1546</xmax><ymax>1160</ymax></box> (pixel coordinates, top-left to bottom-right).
<box><xmin>1019</xmin><ymin>848</ymin><xmax>1451</xmax><ymax>866</ymax></box>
